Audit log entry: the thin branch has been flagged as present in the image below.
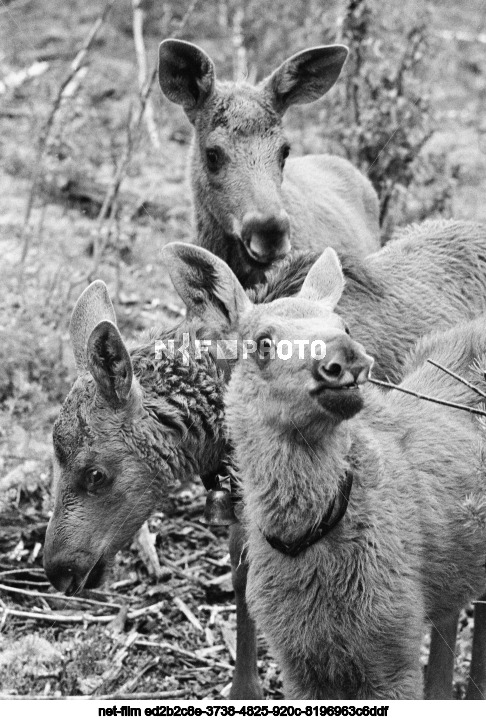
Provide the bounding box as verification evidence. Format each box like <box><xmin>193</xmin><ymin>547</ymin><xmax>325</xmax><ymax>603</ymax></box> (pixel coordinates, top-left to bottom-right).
<box><xmin>1</xmin><ymin>599</ymin><xmax>165</xmax><ymax>624</ymax></box>
<box><xmin>0</xmin><ymin>691</ymin><xmax>186</xmax><ymax>700</ymax></box>
<box><xmin>0</xmin><ymin>582</ymin><xmax>121</xmax><ymax>609</ymax></box>
<box><xmin>19</xmin><ymin>0</ymin><xmax>116</xmax><ymax>267</ymax></box>
<box><xmin>174</xmin><ymin>595</ymin><xmax>204</xmax><ymax>632</ymax></box>
<box><xmin>116</xmin><ymin>655</ymin><xmax>161</xmax><ymax>694</ymax></box>
<box><xmin>134</xmin><ymin>520</ymin><xmax>163</xmax><ymax>579</ymax></box>
<box><xmin>369</xmin><ymin>377</ymin><xmax>486</xmax><ymax>417</ymax></box>
<box><xmin>161</xmin><ymin>557</ymin><xmax>207</xmax><ymax>588</ymax></box>
<box><xmin>135</xmin><ymin>639</ymin><xmax>234</xmax><ymax>671</ymax></box>
<box><xmin>88</xmin><ymin>0</ymin><xmax>201</xmax><ymax>279</ymax></box>
<box><xmin>93</xmin><ymin>631</ymin><xmax>139</xmax><ymax>694</ymax></box>
<box><xmin>132</xmin><ymin>0</ymin><xmax>161</xmax><ymax>149</ymax></box>
<box><xmin>427</xmin><ymin>358</ymin><xmax>486</xmax><ymax>401</ymax></box>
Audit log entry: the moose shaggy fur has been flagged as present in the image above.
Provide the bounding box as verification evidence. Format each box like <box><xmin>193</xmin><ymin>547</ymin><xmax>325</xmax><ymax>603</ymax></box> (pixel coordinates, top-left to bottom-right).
<box><xmin>229</xmin><ymin>317</ymin><xmax>486</xmax><ymax>699</ymax></box>
<box><xmin>158</xmin><ymin>39</ymin><xmax>380</xmax><ymax>286</ymax></box>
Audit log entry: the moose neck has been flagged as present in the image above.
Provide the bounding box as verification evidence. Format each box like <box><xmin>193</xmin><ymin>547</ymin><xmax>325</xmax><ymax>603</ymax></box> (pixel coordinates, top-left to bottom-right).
<box><xmin>130</xmin><ymin>330</ymin><xmax>228</xmax><ymax>486</ymax></box>
<box><xmin>235</xmin><ymin>411</ymin><xmax>353</xmax><ymax>544</ymax></box>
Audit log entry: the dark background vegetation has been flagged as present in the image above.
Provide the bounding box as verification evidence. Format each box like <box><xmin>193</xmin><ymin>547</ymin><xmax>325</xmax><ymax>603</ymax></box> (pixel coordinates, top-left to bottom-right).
<box><xmin>0</xmin><ymin>0</ymin><xmax>485</xmax><ymax>700</ymax></box>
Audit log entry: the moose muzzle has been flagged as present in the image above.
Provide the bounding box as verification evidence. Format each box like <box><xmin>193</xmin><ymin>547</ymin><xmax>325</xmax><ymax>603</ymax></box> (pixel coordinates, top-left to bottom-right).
<box><xmin>241</xmin><ymin>209</ymin><xmax>291</xmax><ymax>264</ymax></box>
<box><xmin>309</xmin><ymin>335</ymin><xmax>374</xmax><ymax>420</ymax></box>
<box><xmin>43</xmin><ymin>520</ymin><xmax>106</xmax><ymax>595</ymax></box>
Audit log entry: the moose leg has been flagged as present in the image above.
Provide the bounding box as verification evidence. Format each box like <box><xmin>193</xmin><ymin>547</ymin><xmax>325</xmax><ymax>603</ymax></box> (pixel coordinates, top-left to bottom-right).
<box><xmin>228</xmin><ymin>522</ymin><xmax>263</xmax><ymax>700</ymax></box>
<box><xmin>466</xmin><ymin>594</ymin><xmax>486</xmax><ymax>699</ymax></box>
<box><xmin>424</xmin><ymin>614</ymin><xmax>458</xmax><ymax>699</ymax></box>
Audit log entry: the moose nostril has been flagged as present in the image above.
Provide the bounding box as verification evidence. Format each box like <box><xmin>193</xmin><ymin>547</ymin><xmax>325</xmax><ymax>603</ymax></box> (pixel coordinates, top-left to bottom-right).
<box><xmin>325</xmin><ymin>362</ymin><xmax>342</xmax><ymax>378</ymax></box>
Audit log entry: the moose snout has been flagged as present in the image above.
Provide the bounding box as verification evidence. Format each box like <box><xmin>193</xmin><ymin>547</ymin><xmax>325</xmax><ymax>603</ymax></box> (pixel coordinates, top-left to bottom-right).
<box><xmin>241</xmin><ymin>209</ymin><xmax>291</xmax><ymax>264</ymax></box>
<box><xmin>44</xmin><ymin>554</ymin><xmax>106</xmax><ymax>595</ymax></box>
<box><xmin>44</xmin><ymin>523</ymin><xmax>106</xmax><ymax>595</ymax></box>
<box><xmin>44</xmin><ymin>556</ymin><xmax>80</xmax><ymax>595</ymax></box>
<box><xmin>312</xmin><ymin>337</ymin><xmax>374</xmax><ymax>389</ymax></box>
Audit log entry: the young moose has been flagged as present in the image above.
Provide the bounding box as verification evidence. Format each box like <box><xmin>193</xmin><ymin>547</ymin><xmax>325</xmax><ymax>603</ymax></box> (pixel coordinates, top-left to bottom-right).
<box><xmin>158</xmin><ymin>39</ymin><xmax>380</xmax><ymax>286</ymax></box>
<box><xmin>171</xmin><ymin>244</ymin><xmax>486</xmax><ymax>699</ymax></box>
<box><xmin>44</xmin><ymin>220</ymin><xmax>486</xmax><ymax>699</ymax></box>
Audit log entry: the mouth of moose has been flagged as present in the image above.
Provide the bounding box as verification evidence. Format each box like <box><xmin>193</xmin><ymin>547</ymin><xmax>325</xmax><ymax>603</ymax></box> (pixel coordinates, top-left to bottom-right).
<box><xmin>239</xmin><ymin>235</ymin><xmax>291</xmax><ymax>267</ymax></box>
<box><xmin>64</xmin><ymin>557</ymin><xmax>106</xmax><ymax>595</ymax></box>
<box><xmin>309</xmin><ymin>382</ymin><xmax>365</xmax><ymax>418</ymax></box>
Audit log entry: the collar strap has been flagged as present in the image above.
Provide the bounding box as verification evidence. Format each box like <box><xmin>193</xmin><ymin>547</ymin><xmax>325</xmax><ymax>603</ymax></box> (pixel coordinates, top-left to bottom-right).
<box><xmin>264</xmin><ymin>468</ymin><xmax>354</xmax><ymax>557</ymax></box>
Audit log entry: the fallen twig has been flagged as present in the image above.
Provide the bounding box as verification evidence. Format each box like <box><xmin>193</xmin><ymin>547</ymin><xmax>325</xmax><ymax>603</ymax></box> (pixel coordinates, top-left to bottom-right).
<box><xmin>1</xmin><ymin>599</ymin><xmax>165</xmax><ymax>624</ymax></box>
<box><xmin>161</xmin><ymin>557</ymin><xmax>207</xmax><ymax>588</ymax></box>
<box><xmin>135</xmin><ymin>521</ymin><xmax>163</xmax><ymax>579</ymax></box>
<box><xmin>0</xmin><ymin>61</ymin><xmax>49</xmax><ymax>95</ymax></box>
<box><xmin>116</xmin><ymin>655</ymin><xmax>161</xmax><ymax>694</ymax></box>
<box><xmin>174</xmin><ymin>595</ymin><xmax>204</xmax><ymax>632</ymax></box>
<box><xmin>94</xmin><ymin>631</ymin><xmax>139</xmax><ymax>694</ymax></box>
<box><xmin>0</xmin><ymin>582</ymin><xmax>121</xmax><ymax>609</ymax></box>
<box><xmin>0</xmin><ymin>691</ymin><xmax>186</xmax><ymax>700</ymax></box>
<box><xmin>0</xmin><ymin>568</ymin><xmax>47</xmax><ymax>578</ymax></box>
<box><xmin>427</xmin><ymin>358</ymin><xmax>486</xmax><ymax>400</ymax></box>
<box><xmin>369</xmin><ymin>377</ymin><xmax>486</xmax><ymax>417</ymax></box>
<box><xmin>135</xmin><ymin>639</ymin><xmax>233</xmax><ymax>671</ymax></box>
<box><xmin>173</xmin><ymin>549</ymin><xmax>208</xmax><ymax>567</ymax></box>
<box><xmin>437</xmin><ymin>29</ymin><xmax>486</xmax><ymax>44</ymax></box>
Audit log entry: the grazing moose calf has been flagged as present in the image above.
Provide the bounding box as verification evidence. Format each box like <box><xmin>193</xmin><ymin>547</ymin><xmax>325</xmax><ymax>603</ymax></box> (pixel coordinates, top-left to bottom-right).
<box><xmin>158</xmin><ymin>39</ymin><xmax>380</xmax><ymax>286</ymax></box>
<box><xmin>44</xmin><ymin>220</ymin><xmax>486</xmax><ymax>699</ymax></box>
<box><xmin>172</xmin><ymin>244</ymin><xmax>486</xmax><ymax>699</ymax></box>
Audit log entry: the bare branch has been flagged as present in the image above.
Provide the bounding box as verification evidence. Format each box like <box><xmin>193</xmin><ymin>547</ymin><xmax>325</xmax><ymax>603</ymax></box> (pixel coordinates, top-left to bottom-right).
<box><xmin>1</xmin><ymin>599</ymin><xmax>165</xmax><ymax>624</ymax></box>
<box><xmin>135</xmin><ymin>638</ymin><xmax>234</xmax><ymax>671</ymax></box>
<box><xmin>0</xmin><ymin>691</ymin><xmax>186</xmax><ymax>700</ymax></box>
<box><xmin>132</xmin><ymin>0</ymin><xmax>161</xmax><ymax>149</ymax></box>
<box><xmin>426</xmin><ymin>358</ymin><xmax>486</xmax><ymax>401</ymax></box>
<box><xmin>369</xmin><ymin>377</ymin><xmax>486</xmax><ymax>417</ymax></box>
<box><xmin>88</xmin><ymin>0</ymin><xmax>201</xmax><ymax>279</ymax></box>
<box><xmin>19</xmin><ymin>0</ymin><xmax>116</xmax><ymax>267</ymax></box>
<box><xmin>0</xmin><ymin>582</ymin><xmax>121</xmax><ymax>609</ymax></box>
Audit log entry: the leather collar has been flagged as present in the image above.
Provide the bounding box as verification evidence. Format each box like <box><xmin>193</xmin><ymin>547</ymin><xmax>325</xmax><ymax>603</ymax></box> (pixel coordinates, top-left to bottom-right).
<box><xmin>264</xmin><ymin>468</ymin><xmax>354</xmax><ymax>557</ymax></box>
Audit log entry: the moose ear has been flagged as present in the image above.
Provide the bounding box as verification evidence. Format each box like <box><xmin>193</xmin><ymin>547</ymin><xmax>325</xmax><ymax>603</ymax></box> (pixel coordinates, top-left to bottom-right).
<box><xmin>262</xmin><ymin>45</ymin><xmax>348</xmax><ymax>114</ymax></box>
<box><xmin>158</xmin><ymin>39</ymin><xmax>215</xmax><ymax>121</ymax></box>
<box><xmin>86</xmin><ymin>320</ymin><xmax>133</xmax><ymax>406</ymax></box>
<box><xmin>161</xmin><ymin>242</ymin><xmax>251</xmax><ymax>332</ymax></box>
<box><xmin>69</xmin><ymin>280</ymin><xmax>117</xmax><ymax>374</ymax></box>
<box><xmin>299</xmin><ymin>247</ymin><xmax>345</xmax><ymax>309</ymax></box>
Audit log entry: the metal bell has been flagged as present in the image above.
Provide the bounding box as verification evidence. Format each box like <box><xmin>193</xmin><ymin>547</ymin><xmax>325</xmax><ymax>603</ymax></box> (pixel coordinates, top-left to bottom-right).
<box><xmin>201</xmin><ymin>476</ymin><xmax>238</xmax><ymax>526</ymax></box>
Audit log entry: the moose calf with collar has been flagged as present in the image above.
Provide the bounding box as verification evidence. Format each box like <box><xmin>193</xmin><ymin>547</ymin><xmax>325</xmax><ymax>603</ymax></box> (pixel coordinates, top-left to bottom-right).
<box><xmin>168</xmin><ymin>242</ymin><xmax>486</xmax><ymax>699</ymax></box>
<box><xmin>158</xmin><ymin>39</ymin><xmax>380</xmax><ymax>287</ymax></box>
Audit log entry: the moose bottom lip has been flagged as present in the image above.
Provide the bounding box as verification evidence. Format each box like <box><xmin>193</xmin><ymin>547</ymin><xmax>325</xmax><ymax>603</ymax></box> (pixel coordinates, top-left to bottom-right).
<box><xmin>241</xmin><ymin>239</ymin><xmax>290</xmax><ymax>267</ymax></box>
<box><xmin>309</xmin><ymin>381</ymin><xmax>360</xmax><ymax>396</ymax></box>
<box><xmin>310</xmin><ymin>383</ymin><xmax>365</xmax><ymax>419</ymax></box>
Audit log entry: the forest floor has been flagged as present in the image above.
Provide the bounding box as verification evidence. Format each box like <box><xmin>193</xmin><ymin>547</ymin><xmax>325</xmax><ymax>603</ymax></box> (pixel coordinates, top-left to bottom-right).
<box><xmin>0</xmin><ymin>0</ymin><xmax>486</xmax><ymax>700</ymax></box>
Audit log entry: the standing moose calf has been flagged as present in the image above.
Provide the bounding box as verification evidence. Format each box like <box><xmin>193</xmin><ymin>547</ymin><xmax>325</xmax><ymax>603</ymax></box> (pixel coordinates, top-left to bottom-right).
<box><xmin>158</xmin><ymin>39</ymin><xmax>380</xmax><ymax>286</ymax></box>
<box><xmin>172</xmin><ymin>243</ymin><xmax>486</xmax><ymax>699</ymax></box>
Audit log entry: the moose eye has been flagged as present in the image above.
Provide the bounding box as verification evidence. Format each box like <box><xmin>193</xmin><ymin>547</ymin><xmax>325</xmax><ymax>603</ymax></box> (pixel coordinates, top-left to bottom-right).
<box><xmin>280</xmin><ymin>144</ymin><xmax>291</xmax><ymax>168</ymax></box>
<box><xmin>206</xmin><ymin>147</ymin><xmax>223</xmax><ymax>172</ymax></box>
<box><xmin>255</xmin><ymin>333</ymin><xmax>274</xmax><ymax>367</ymax></box>
<box><xmin>344</xmin><ymin>325</ymin><xmax>351</xmax><ymax>336</ymax></box>
<box><xmin>85</xmin><ymin>469</ymin><xmax>108</xmax><ymax>495</ymax></box>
